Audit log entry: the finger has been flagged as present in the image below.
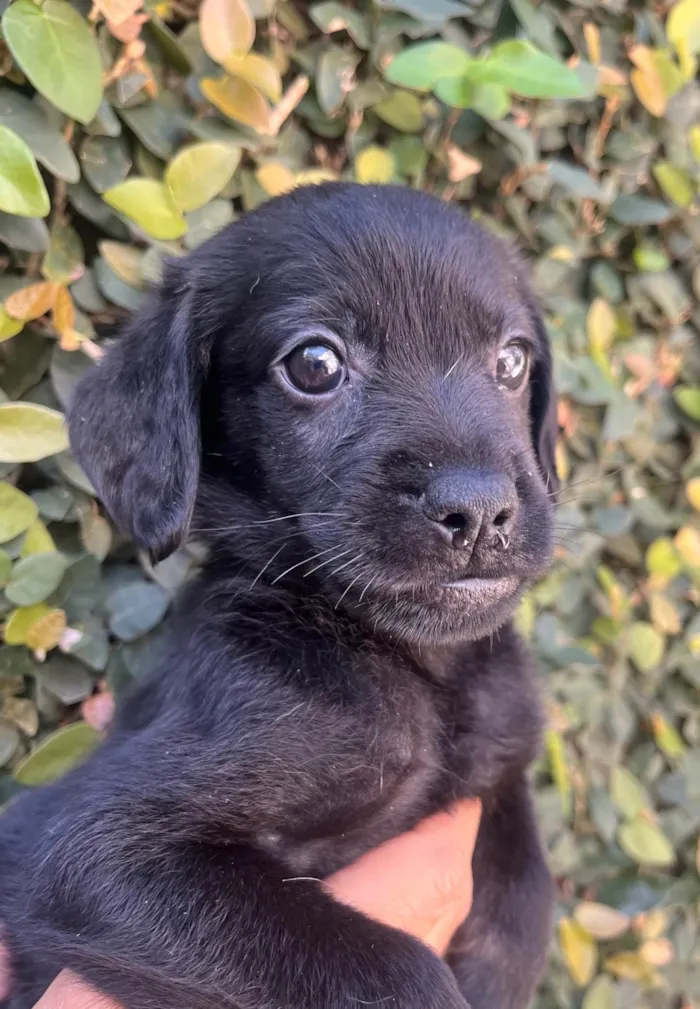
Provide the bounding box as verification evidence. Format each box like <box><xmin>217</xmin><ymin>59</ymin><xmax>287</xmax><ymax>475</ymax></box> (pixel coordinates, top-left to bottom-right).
<box><xmin>0</xmin><ymin>943</ymin><xmax>10</xmax><ymax>1003</ymax></box>
<box><xmin>32</xmin><ymin>970</ymin><xmax>121</xmax><ymax>1009</ymax></box>
<box><xmin>327</xmin><ymin>798</ymin><xmax>482</xmax><ymax>956</ymax></box>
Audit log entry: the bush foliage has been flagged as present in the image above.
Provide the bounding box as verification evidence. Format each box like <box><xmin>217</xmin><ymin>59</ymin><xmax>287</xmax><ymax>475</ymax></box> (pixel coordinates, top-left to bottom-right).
<box><xmin>0</xmin><ymin>0</ymin><xmax>699</xmax><ymax>1005</ymax></box>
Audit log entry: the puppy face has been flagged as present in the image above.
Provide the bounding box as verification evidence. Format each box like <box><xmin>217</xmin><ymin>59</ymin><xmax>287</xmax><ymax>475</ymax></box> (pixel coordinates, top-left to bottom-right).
<box><xmin>70</xmin><ymin>184</ymin><xmax>558</xmax><ymax>645</ymax></box>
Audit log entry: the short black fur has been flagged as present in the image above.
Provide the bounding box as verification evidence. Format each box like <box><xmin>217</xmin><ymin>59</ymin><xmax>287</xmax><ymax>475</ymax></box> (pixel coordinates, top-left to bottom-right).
<box><xmin>0</xmin><ymin>184</ymin><xmax>558</xmax><ymax>1009</ymax></box>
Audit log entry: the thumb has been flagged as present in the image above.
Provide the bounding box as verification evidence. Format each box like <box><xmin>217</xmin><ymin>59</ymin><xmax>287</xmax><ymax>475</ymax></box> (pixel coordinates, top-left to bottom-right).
<box><xmin>326</xmin><ymin>799</ymin><xmax>482</xmax><ymax>956</ymax></box>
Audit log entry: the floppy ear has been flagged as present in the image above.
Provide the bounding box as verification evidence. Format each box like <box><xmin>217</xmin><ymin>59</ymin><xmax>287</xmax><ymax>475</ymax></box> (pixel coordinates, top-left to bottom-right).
<box><xmin>527</xmin><ymin>306</ymin><xmax>560</xmax><ymax>497</ymax></box>
<box><xmin>68</xmin><ymin>263</ymin><xmax>208</xmax><ymax>563</ymax></box>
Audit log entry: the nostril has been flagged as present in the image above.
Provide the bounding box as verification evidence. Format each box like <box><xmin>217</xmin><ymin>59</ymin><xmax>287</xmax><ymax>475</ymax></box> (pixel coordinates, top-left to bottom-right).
<box><xmin>442</xmin><ymin>512</ymin><xmax>468</xmax><ymax>533</ymax></box>
<box><xmin>493</xmin><ymin>509</ymin><xmax>512</xmax><ymax>528</ymax></box>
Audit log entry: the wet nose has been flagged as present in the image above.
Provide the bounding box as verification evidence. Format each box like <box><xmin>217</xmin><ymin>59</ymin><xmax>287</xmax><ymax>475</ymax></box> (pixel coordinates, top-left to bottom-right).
<box><xmin>422</xmin><ymin>469</ymin><xmax>519</xmax><ymax>550</ymax></box>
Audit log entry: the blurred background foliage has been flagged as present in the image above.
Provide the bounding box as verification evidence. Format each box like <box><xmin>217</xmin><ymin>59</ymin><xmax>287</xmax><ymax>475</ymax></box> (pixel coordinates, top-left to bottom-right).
<box><xmin>0</xmin><ymin>0</ymin><xmax>698</xmax><ymax>1005</ymax></box>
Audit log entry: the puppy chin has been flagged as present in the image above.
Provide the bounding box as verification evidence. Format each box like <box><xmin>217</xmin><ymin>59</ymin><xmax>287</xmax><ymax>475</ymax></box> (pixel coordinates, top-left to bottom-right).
<box><xmin>354</xmin><ymin>577</ymin><xmax>526</xmax><ymax>646</ymax></box>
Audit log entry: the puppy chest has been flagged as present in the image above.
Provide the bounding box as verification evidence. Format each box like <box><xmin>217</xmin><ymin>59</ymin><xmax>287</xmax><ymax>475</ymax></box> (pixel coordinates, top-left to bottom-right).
<box><xmin>254</xmin><ymin>679</ymin><xmax>442</xmax><ymax>874</ymax></box>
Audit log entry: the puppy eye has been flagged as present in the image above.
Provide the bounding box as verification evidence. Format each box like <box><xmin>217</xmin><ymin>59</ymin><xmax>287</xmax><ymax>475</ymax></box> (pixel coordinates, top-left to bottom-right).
<box><xmin>284</xmin><ymin>343</ymin><xmax>345</xmax><ymax>395</ymax></box>
<box><xmin>496</xmin><ymin>342</ymin><xmax>530</xmax><ymax>391</ymax></box>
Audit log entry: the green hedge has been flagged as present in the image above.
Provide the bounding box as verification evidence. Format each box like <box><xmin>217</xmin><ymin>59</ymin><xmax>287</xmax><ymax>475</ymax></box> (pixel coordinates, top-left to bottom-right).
<box><xmin>0</xmin><ymin>1</ymin><xmax>699</xmax><ymax>1006</ymax></box>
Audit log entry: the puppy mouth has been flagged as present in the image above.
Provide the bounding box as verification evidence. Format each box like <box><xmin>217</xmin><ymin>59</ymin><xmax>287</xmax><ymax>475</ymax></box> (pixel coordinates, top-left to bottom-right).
<box><xmin>439</xmin><ymin>574</ymin><xmax>521</xmax><ymax>602</ymax></box>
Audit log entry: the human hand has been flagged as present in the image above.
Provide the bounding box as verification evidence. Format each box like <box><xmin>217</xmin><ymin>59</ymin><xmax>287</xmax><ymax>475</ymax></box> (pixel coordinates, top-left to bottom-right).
<box><xmin>0</xmin><ymin>799</ymin><xmax>481</xmax><ymax>1008</ymax></box>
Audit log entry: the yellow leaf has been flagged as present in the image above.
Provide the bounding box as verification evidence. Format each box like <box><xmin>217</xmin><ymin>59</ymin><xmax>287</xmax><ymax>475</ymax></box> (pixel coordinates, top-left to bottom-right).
<box><xmin>0</xmin><ymin>307</ymin><xmax>24</xmax><ymax>343</ymax></box>
<box><xmin>255</xmin><ymin>161</ymin><xmax>296</xmax><ymax>196</ymax></box>
<box><xmin>676</xmin><ymin>36</ymin><xmax>698</xmax><ymax>80</ymax></box>
<box><xmin>4</xmin><ymin>603</ymin><xmax>50</xmax><ymax>645</ymax></box>
<box><xmin>667</xmin><ymin>0</ymin><xmax>700</xmax><ymax>58</ymax></box>
<box><xmin>653</xmin><ymin>162</ymin><xmax>694</xmax><ymax>208</ymax></box>
<box><xmin>587</xmin><ymin>297</ymin><xmax>615</xmax><ymax>377</ymax></box>
<box><xmin>629</xmin><ymin>45</ymin><xmax>667</xmax><ymax>116</ymax></box>
<box><xmin>199</xmin><ymin>0</ymin><xmax>253</xmax><ymax>66</ymax></box>
<box><xmin>20</xmin><ymin>519</ymin><xmax>56</xmax><ymax>557</ymax></box>
<box><xmin>634</xmin><ymin>908</ymin><xmax>668</xmax><ymax>940</ymax></box>
<box><xmin>201</xmin><ymin>75</ymin><xmax>271</xmax><ymax>133</ymax></box>
<box><xmin>559</xmin><ymin>918</ymin><xmax>597</xmax><ymax>987</ymax></box>
<box><xmin>555</xmin><ymin>438</ymin><xmax>569</xmax><ymax>483</ymax></box>
<box><xmin>99</xmin><ymin>241</ymin><xmax>145</xmax><ymax>288</ymax></box>
<box><xmin>574</xmin><ymin>903</ymin><xmax>630</xmax><ymax>940</ymax></box>
<box><xmin>640</xmin><ymin>939</ymin><xmax>674</xmax><ymax>967</ymax></box>
<box><xmin>294</xmin><ymin>169</ymin><xmax>338</xmax><ymax>187</ymax></box>
<box><xmin>4</xmin><ymin>281</ymin><xmax>59</xmax><ymax>322</ymax></box>
<box><xmin>604</xmin><ymin>951</ymin><xmax>660</xmax><ymax>986</ymax></box>
<box><xmin>59</xmin><ymin>328</ymin><xmax>84</xmax><ymax>351</ymax></box>
<box><xmin>224</xmin><ymin>51</ymin><xmax>282</xmax><ymax>102</ymax></box>
<box><xmin>165</xmin><ymin>142</ymin><xmax>241</xmax><ymax>213</ymax></box>
<box><xmin>26</xmin><ymin>607</ymin><xmax>66</xmax><ymax>652</ymax></box>
<box><xmin>649</xmin><ymin>593</ymin><xmax>681</xmax><ymax>635</ymax></box>
<box><xmin>103</xmin><ymin>179</ymin><xmax>188</xmax><ymax>241</ymax></box>
<box><xmin>355</xmin><ymin>146</ymin><xmax>395</xmax><ymax>184</ymax></box>
<box><xmin>584</xmin><ymin>22</ymin><xmax>601</xmax><ymax>65</ymax></box>
<box><xmin>686</xmin><ymin>476</ymin><xmax>700</xmax><ymax>510</ymax></box>
<box><xmin>587</xmin><ymin>298</ymin><xmax>615</xmax><ymax>349</ymax></box>
<box><xmin>51</xmin><ymin>285</ymin><xmax>75</xmax><ymax>338</ymax></box>
<box><xmin>545</xmin><ymin>728</ymin><xmax>571</xmax><ymax>816</ymax></box>
<box><xmin>0</xmin><ymin>403</ymin><xmax>69</xmax><ymax>463</ymax></box>
<box><xmin>675</xmin><ymin>526</ymin><xmax>700</xmax><ymax>567</ymax></box>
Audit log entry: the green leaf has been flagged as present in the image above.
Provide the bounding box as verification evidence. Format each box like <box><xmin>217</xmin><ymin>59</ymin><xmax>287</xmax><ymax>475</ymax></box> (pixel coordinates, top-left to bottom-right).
<box><xmin>0</xmin><ymin>85</ymin><xmax>80</xmax><ymax>183</ymax></box>
<box><xmin>374</xmin><ymin>90</ymin><xmax>423</xmax><ymax>133</ymax></box>
<box><xmin>548</xmin><ymin>161</ymin><xmax>605</xmax><ymax>200</ymax></box>
<box><xmin>618</xmin><ymin>817</ymin><xmax>676</xmax><ymax>867</ymax></box>
<box><xmin>13</xmin><ymin>722</ymin><xmax>100</xmax><ymax>786</ymax></box>
<box><xmin>5</xmin><ymin>551</ymin><xmax>68</xmax><ymax>606</ymax></box>
<box><xmin>2</xmin><ymin>0</ymin><xmax>104</xmax><ymax>125</ymax></box>
<box><xmin>628</xmin><ymin>621</ymin><xmax>665</xmax><ymax>673</ymax></box>
<box><xmin>652</xmin><ymin>162</ymin><xmax>694</xmax><ymax>208</ymax></box>
<box><xmin>611</xmin><ymin>766</ymin><xmax>650</xmax><ymax>819</ymax></box>
<box><xmin>466</xmin><ymin>41</ymin><xmax>587</xmax><ymax>99</ymax></box>
<box><xmin>165</xmin><ymin>142</ymin><xmax>241</xmax><ymax>213</ymax></box>
<box><xmin>674</xmin><ymin>386</ymin><xmax>700</xmax><ymax>421</ymax></box>
<box><xmin>106</xmin><ymin>581</ymin><xmax>171</xmax><ymax>641</ymax></box>
<box><xmin>0</xmin><ymin>125</ymin><xmax>50</xmax><ymax>218</ymax></box>
<box><xmin>80</xmin><ymin>136</ymin><xmax>132</xmax><ymax>195</ymax></box>
<box><xmin>582</xmin><ymin>975</ymin><xmax>617</xmax><ymax>1009</ymax></box>
<box><xmin>36</xmin><ymin>656</ymin><xmax>93</xmax><ymax>705</ymax></box>
<box><xmin>104</xmin><ymin>179</ymin><xmax>188</xmax><ymax>241</ymax></box>
<box><xmin>0</xmin><ymin>482</ymin><xmax>39</xmax><ymax>543</ymax></box>
<box><xmin>610</xmin><ymin>195</ymin><xmax>672</xmax><ymax>226</ymax></box>
<box><xmin>384</xmin><ymin>42</ymin><xmax>472</xmax><ymax>92</ymax></box>
<box><xmin>0</xmin><ymin>403</ymin><xmax>69</xmax><ymax>463</ymax></box>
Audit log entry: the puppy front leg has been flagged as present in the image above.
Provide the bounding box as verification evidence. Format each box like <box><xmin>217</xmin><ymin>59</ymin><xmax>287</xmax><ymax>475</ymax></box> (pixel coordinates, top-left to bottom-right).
<box><xmin>446</xmin><ymin>775</ymin><xmax>554</xmax><ymax>1009</ymax></box>
<box><xmin>8</xmin><ymin>818</ymin><xmax>467</xmax><ymax>1009</ymax></box>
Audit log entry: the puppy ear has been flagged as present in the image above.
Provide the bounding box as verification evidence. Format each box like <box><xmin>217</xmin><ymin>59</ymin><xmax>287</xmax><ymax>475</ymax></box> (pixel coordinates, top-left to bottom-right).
<box><xmin>69</xmin><ymin>264</ymin><xmax>207</xmax><ymax>562</ymax></box>
<box><xmin>528</xmin><ymin>308</ymin><xmax>560</xmax><ymax>497</ymax></box>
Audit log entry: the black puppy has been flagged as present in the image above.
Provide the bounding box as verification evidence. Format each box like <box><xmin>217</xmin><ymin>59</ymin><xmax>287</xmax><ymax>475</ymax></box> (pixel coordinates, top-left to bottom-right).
<box><xmin>0</xmin><ymin>183</ymin><xmax>558</xmax><ymax>1009</ymax></box>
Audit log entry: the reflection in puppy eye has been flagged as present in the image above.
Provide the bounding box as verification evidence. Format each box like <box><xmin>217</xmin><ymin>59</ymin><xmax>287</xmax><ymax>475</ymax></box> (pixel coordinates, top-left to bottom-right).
<box><xmin>284</xmin><ymin>343</ymin><xmax>346</xmax><ymax>395</ymax></box>
<box><xmin>496</xmin><ymin>342</ymin><xmax>530</xmax><ymax>391</ymax></box>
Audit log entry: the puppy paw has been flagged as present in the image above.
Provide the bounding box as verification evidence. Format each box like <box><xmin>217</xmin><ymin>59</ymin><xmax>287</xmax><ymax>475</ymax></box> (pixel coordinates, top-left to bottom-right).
<box><xmin>337</xmin><ymin>930</ymin><xmax>469</xmax><ymax>1009</ymax></box>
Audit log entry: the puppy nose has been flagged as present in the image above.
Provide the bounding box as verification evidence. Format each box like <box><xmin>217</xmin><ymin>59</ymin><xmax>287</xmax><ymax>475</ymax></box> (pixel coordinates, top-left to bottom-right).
<box><xmin>422</xmin><ymin>469</ymin><xmax>518</xmax><ymax>550</ymax></box>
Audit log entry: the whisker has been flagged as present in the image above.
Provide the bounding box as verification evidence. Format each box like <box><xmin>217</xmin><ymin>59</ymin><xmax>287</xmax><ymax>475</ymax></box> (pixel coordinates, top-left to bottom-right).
<box><xmin>304</xmin><ymin>547</ymin><xmax>353</xmax><ymax>578</ymax></box>
<box><xmin>358</xmin><ymin>575</ymin><xmax>378</xmax><ymax>604</ymax></box>
<box><xmin>443</xmin><ymin>354</ymin><xmax>463</xmax><ymax>380</ymax></box>
<box><xmin>249</xmin><ymin>543</ymin><xmax>287</xmax><ymax>590</ymax></box>
<box><xmin>192</xmin><ymin>512</ymin><xmax>343</xmax><ymax>533</ymax></box>
<box><xmin>271</xmin><ymin>545</ymin><xmax>340</xmax><ymax>585</ymax></box>
<box><xmin>335</xmin><ymin>569</ymin><xmax>366</xmax><ymax>610</ymax></box>
<box><xmin>328</xmin><ymin>552</ymin><xmax>365</xmax><ymax>580</ymax></box>
<box><xmin>312</xmin><ymin>464</ymin><xmax>341</xmax><ymax>490</ymax></box>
